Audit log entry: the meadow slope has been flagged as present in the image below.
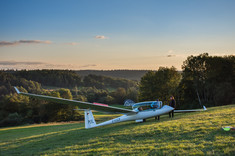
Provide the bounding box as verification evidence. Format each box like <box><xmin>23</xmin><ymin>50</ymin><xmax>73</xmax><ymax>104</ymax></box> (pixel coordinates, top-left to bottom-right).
<box><xmin>0</xmin><ymin>105</ymin><xmax>235</xmax><ymax>155</ymax></box>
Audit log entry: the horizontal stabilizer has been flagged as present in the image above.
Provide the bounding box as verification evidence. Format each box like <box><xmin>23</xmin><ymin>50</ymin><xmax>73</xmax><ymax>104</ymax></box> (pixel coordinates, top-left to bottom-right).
<box><xmin>14</xmin><ymin>87</ymin><xmax>20</xmax><ymax>94</ymax></box>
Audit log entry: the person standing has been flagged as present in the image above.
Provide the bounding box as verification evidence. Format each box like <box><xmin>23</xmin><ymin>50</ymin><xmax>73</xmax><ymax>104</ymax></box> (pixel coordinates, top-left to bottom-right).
<box><xmin>169</xmin><ymin>96</ymin><xmax>176</xmax><ymax>118</ymax></box>
<box><xmin>151</xmin><ymin>99</ymin><xmax>159</xmax><ymax>109</ymax></box>
<box><xmin>152</xmin><ymin>99</ymin><xmax>160</xmax><ymax>120</ymax></box>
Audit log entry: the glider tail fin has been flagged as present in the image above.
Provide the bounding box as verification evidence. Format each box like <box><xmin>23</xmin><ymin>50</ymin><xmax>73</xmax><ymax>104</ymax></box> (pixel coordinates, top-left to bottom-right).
<box><xmin>84</xmin><ymin>110</ymin><xmax>97</xmax><ymax>129</ymax></box>
<box><xmin>203</xmin><ymin>105</ymin><xmax>207</xmax><ymax>110</ymax></box>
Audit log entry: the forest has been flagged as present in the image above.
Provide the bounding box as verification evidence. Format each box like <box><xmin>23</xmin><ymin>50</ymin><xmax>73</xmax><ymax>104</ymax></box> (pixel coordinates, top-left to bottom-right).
<box><xmin>0</xmin><ymin>53</ymin><xmax>234</xmax><ymax>127</ymax></box>
<box><xmin>0</xmin><ymin>70</ymin><xmax>139</xmax><ymax>127</ymax></box>
<box><xmin>75</xmin><ymin>70</ymin><xmax>149</xmax><ymax>81</ymax></box>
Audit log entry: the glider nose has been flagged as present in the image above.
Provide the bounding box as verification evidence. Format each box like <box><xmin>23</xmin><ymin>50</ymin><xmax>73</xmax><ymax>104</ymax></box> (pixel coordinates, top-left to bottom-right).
<box><xmin>167</xmin><ymin>105</ymin><xmax>175</xmax><ymax>110</ymax></box>
<box><xmin>163</xmin><ymin>105</ymin><xmax>174</xmax><ymax>111</ymax></box>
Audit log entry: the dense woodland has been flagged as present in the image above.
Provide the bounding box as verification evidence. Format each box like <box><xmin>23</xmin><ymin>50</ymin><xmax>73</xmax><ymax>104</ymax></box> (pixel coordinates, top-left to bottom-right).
<box><xmin>139</xmin><ymin>53</ymin><xmax>235</xmax><ymax>109</ymax></box>
<box><xmin>0</xmin><ymin>53</ymin><xmax>234</xmax><ymax>127</ymax></box>
<box><xmin>180</xmin><ymin>53</ymin><xmax>235</xmax><ymax>108</ymax></box>
<box><xmin>75</xmin><ymin>70</ymin><xmax>149</xmax><ymax>81</ymax></box>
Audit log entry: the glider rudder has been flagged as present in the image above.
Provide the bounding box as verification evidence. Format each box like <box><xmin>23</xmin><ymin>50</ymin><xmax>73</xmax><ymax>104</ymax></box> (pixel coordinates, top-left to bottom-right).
<box><xmin>84</xmin><ymin>110</ymin><xmax>97</xmax><ymax>129</ymax></box>
<box><xmin>203</xmin><ymin>106</ymin><xmax>207</xmax><ymax>110</ymax></box>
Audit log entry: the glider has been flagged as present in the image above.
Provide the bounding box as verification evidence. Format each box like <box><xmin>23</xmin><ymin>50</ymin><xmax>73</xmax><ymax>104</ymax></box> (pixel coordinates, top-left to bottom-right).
<box><xmin>14</xmin><ymin>87</ymin><xmax>207</xmax><ymax>129</ymax></box>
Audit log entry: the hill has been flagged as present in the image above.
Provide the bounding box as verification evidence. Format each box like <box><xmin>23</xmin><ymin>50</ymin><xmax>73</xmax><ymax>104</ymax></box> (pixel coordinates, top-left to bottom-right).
<box><xmin>75</xmin><ymin>70</ymin><xmax>150</xmax><ymax>81</ymax></box>
<box><xmin>0</xmin><ymin>105</ymin><xmax>234</xmax><ymax>155</ymax></box>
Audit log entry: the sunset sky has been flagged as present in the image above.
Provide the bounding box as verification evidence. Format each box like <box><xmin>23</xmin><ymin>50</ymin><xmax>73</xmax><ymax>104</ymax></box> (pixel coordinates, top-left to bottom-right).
<box><xmin>1</xmin><ymin>0</ymin><xmax>235</xmax><ymax>70</ymax></box>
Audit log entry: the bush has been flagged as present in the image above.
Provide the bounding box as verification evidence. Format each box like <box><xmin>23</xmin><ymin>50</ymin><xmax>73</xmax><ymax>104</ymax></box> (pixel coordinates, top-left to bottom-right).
<box><xmin>0</xmin><ymin>112</ymin><xmax>23</xmax><ymax>127</ymax></box>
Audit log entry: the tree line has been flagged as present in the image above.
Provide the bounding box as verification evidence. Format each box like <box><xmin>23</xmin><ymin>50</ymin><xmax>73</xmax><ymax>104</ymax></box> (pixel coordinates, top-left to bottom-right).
<box><xmin>11</xmin><ymin>69</ymin><xmax>137</xmax><ymax>90</ymax></box>
<box><xmin>139</xmin><ymin>53</ymin><xmax>235</xmax><ymax>109</ymax></box>
<box><xmin>75</xmin><ymin>70</ymin><xmax>149</xmax><ymax>81</ymax></box>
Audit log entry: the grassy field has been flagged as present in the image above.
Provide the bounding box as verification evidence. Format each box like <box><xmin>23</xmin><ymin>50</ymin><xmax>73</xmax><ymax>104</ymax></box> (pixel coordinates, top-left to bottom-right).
<box><xmin>0</xmin><ymin>105</ymin><xmax>234</xmax><ymax>155</ymax></box>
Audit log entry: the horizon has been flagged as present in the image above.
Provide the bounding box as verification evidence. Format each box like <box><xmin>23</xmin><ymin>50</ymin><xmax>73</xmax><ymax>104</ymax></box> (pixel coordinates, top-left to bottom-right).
<box><xmin>1</xmin><ymin>0</ymin><xmax>235</xmax><ymax>70</ymax></box>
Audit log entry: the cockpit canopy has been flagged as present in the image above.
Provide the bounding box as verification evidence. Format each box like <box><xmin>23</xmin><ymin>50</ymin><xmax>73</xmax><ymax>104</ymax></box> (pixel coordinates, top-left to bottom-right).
<box><xmin>132</xmin><ymin>101</ymin><xmax>163</xmax><ymax>111</ymax></box>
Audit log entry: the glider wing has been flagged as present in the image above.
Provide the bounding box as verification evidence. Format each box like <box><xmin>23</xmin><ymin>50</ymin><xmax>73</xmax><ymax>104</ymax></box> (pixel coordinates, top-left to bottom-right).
<box><xmin>174</xmin><ymin>106</ymin><xmax>207</xmax><ymax>113</ymax></box>
<box><xmin>14</xmin><ymin>87</ymin><xmax>136</xmax><ymax>114</ymax></box>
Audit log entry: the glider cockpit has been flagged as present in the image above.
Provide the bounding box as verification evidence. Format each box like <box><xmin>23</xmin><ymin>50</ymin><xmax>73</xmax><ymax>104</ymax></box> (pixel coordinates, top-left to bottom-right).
<box><xmin>132</xmin><ymin>101</ymin><xmax>163</xmax><ymax>112</ymax></box>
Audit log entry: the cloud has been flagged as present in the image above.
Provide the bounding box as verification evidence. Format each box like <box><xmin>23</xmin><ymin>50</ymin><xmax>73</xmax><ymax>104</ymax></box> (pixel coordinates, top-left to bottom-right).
<box><xmin>66</xmin><ymin>42</ymin><xmax>79</xmax><ymax>46</ymax></box>
<box><xmin>0</xmin><ymin>61</ymin><xmax>97</xmax><ymax>70</ymax></box>
<box><xmin>0</xmin><ymin>41</ymin><xmax>16</xmax><ymax>46</ymax></box>
<box><xmin>167</xmin><ymin>55</ymin><xmax>176</xmax><ymax>57</ymax></box>
<box><xmin>79</xmin><ymin>64</ymin><xmax>97</xmax><ymax>68</ymax></box>
<box><xmin>166</xmin><ymin>50</ymin><xmax>176</xmax><ymax>57</ymax></box>
<box><xmin>0</xmin><ymin>61</ymin><xmax>44</xmax><ymax>65</ymax></box>
<box><xmin>18</xmin><ymin>40</ymin><xmax>51</xmax><ymax>44</ymax></box>
<box><xmin>95</xmin><ymin>35</ymin><xmax>108</xmax><ymax>39</ymax></box>
<box><xmin>0</xmin><ymin>40</ymin><xmax>52</xmax><ymax>47</ymax></box>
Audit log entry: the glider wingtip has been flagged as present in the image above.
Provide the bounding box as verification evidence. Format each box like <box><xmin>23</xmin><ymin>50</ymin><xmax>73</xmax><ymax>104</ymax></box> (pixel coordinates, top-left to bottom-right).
<box><xmin>14</xmin><ymin>87</ymin><xmax>21</xmax><ymax>94</ymax></box>
<box><xmin>203</xmin><ymin>105</ymin><xmax>207</xmax><ymax>110</ymax></box>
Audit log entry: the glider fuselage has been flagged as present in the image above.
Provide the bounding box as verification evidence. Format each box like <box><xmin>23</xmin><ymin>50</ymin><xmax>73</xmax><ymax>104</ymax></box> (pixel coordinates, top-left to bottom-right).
<box><xmin>86</xmin><ymin>105</ymin><xmax>174</xmax><ymax>128</ymax></box>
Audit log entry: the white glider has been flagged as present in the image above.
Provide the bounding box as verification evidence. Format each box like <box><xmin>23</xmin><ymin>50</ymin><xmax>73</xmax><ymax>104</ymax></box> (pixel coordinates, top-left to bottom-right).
<box><xmin>14</xmin><ymin>87</ymin><xmax>207</xmax><ymax>129</ymax></box>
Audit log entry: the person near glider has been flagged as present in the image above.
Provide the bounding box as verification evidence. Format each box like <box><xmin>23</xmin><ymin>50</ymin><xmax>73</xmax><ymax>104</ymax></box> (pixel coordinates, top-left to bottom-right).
<box><xmin>138</xmin><ymin>107</ymin><xmax>143</xmax><ymax>111</ymax></box>
<box><xmin>151</xmin><ymin>99</ymin><xmax>159</xmax><ymax>109</ymax></box>
<box><xmin>151</xmin><ymin>99</ymin><xmax>160</xmax><ymax>120</ymax></box>
<box><xmin>169</xmin><ymin>96</ymin><xmax>176</xmax><ymax>118</ymax></box>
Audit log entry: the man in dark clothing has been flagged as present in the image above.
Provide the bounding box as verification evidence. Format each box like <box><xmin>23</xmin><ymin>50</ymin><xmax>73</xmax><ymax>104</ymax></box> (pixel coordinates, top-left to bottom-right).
<box><xmin>169</xmin><ymin>96</ymin><xmax>176</xmax><ymax>118</ymax></box>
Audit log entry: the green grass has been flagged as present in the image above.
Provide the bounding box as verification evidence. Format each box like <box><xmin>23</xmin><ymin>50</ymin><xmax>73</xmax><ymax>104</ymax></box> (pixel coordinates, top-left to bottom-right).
<box><xmin>0</xmin><ymin>105</ymin><xmax>235</xmax><ymax>155</ymax></box>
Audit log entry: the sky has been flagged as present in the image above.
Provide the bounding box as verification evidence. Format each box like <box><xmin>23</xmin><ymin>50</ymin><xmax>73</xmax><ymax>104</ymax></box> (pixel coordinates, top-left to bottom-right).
<box><xmin>0</xmin><ymin>0</ymin><xmax>235</xmax><ymax>70</ymax></box>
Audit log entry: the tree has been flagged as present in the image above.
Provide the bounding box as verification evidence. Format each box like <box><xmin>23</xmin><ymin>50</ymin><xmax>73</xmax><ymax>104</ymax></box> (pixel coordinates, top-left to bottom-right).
<box><xmin>126</xmin><ymin>87</ymin><xmax>139</xmax><ymax>102</ymax></box>
<box><xmin>58</xmin><ymin>88</ymin><xmax>73</xmax><ymax>99</ymax></box>
<box><xmin>180</xmin><ymin>53</ymin><xmax>235</xmax><ymax>107</ymax></box>
<box><xmin>181</xmin><ymin>53</ymin><xmax>209</xmax><ymax>106</ymax></box>
<box><xmin>75</xmin><ymin>95</ymin><xmax>87</xmax><ymax>102</ymax></box>
<box><xmin>105</xmin><ymin>95</ymin><xmax>115</xmax><ymax>104</ymax></box>
<box><xmin>139</xmin><ymin>67</ymin><xmax>181</xmax><ymax>104</ymax></box>
<box><xmin>112</xmin><ymin>88</ymin><xmax>127</xmax><ymax>104</ymax></box>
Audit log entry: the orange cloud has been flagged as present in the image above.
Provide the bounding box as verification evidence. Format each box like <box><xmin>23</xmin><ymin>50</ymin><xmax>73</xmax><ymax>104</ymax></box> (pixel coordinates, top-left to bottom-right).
<box><xmin>0</xmin><ymin>60</ymin><xmax>97</xmax><ymax>70</ymax></box>
<box><xmin>66</xmin><ymin>42</ymin><xmax>79</xmax><ymax>45</ymax></box>
<box><xmin>95</xmin><ymin>35</ymin><xmax>108</xmax><ymax>39</ymax></box>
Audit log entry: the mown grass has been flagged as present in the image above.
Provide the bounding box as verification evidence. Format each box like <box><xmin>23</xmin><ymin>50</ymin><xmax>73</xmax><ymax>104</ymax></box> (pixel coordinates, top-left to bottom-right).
<box><xmin>0</xmin><ymin>105</ymin><xmax>234</xmax><ymax>155</ymax></box>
